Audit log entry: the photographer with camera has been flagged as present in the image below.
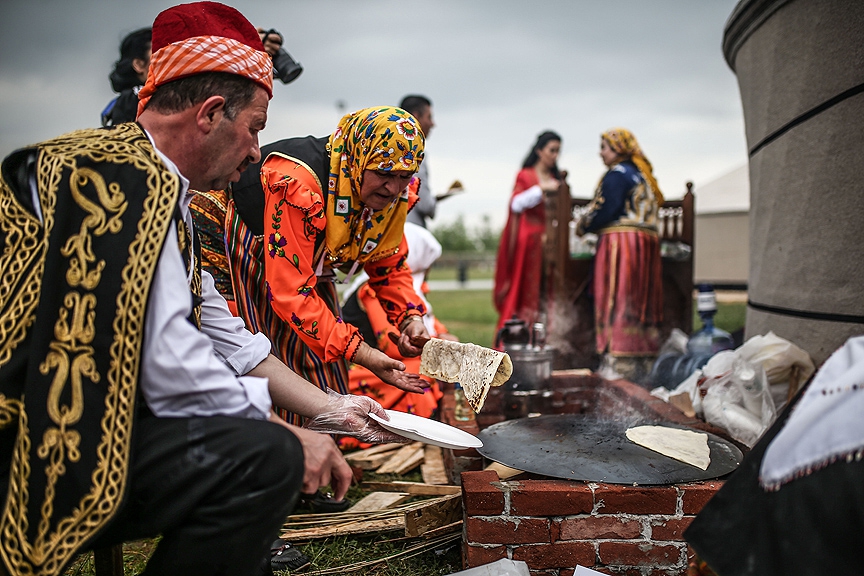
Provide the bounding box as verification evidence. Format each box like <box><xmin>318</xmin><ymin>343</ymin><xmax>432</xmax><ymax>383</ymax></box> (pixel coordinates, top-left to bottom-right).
<box><xmin>257</xmin><ymin>27</ymin><xmax>303</xmax><ymax>84</ymax></box>
<box><xmin>101</xmin><ymin>27</ymin><xmax>151</xmax><ymax>126</ymax></box>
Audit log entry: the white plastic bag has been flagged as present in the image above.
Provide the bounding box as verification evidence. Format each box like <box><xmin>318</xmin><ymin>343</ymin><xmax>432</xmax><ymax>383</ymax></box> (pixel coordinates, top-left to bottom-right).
<box><xmin>736</xmin><ymin>331</ymin><xmax>815</xmax><ymax>408</ymax></box>
<box><xmin>697</xmin><ymin>351</ymin><xmax>775</xmax><ymax>447</ymax></box>
<box><xmin>651</xmin><ymin>368</ymin><xmax>702</xmax><ymax>415</ymax></box>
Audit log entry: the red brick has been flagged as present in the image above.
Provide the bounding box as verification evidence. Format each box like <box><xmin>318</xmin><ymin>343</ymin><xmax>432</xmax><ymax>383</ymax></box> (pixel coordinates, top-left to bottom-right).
<box><xmin>598</xmin><ymin>541</ymin><xmax>684</xmax><ymax>566</ymax></box>
<box><xmin>557</xmin><ymin>516</ymin><xmax>642</xmax><ymax>540</ymax></box>
<box><xmin>510</xmin><ymin>480</ymin><xmax>594</xmax><ymax>516</ymax></box>
<box><xmin>513</xmin><ymin>541</ymin><xmax>595</xmax><ymax>569</ymax></box>
<box><xmin>593</xmin><ymin>484</ymin><xmax>677</xmax><ymax>514</ymax></box>
<box><xmin>680</xmin><ymin>481</ymin><xmax>723</xmax><ymax>514</ymax></box>
<box><xmin>462</xmin><ymin>543</ymin><xmax>507</xmax><ymax>568</ymax></box>
<box><xmin>462</xmin><ymin>471</ymin><xmax>505</xmax><ymax>515</ymax></box>
<box><xmin>650</xmin><ymin>517</ymin><xmax>694</xmax><ymax>541</ymax></box>
<box><xmin>465</xmin><ymin>516</ymin><xmax>550</xmax><ymax>544</ymax></box>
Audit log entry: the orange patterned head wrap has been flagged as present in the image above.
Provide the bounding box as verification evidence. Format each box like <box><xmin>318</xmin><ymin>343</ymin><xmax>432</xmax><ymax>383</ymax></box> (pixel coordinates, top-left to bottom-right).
<box><xmin>137</xmin><ymin>2</ymin><xmax>273</xmax><ymax>118</ymax></box>
<box><xmin>325</xmin><ymin>106</ymin><xmax>425</xmax><ymax>264</ymax></box>
<box><xmin>602</xmin><ymin>128</ymin><xmax>663</xmax><ymax>205</ymax></box>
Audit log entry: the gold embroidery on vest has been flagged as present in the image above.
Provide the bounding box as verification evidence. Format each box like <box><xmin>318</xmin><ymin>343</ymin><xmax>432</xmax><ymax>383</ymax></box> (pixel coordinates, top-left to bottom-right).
<box><xmin>0</xmin><ymin>395</ymin><xmax>23</xmax><ymax>430</ymax></box>
<box><xmin>1</xmin><ymin>123</ymin><xmax>180</xmax><ymax>576</ymax></box>
<box><xmin>62</xmin><ymin>167</ymin><xmax>127</xmax><ymax>290</ymax></box>
<box><xmin>0</xmin><ymin>165</ymin><xmax>50</xmax><ymax>369</ymax></box>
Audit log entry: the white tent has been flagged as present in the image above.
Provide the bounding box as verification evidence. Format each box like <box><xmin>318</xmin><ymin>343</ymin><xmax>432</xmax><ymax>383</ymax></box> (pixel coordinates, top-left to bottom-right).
<box><xmin>693</xmin><ymin>165</ymin><xmax>749</xmax><ymax>286</ymax></box>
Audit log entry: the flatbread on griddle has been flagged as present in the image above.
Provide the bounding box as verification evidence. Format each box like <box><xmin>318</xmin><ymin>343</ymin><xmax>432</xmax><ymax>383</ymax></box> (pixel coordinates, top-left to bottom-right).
<box><xmin>420</xmin><ymin>339</ymin><xmax>512</xmax><ymax>413</ymax></box>
<box><xmin>625</xmin><ymin>425</ymin><xmax>711</xmax><ymax>470</ymax></box>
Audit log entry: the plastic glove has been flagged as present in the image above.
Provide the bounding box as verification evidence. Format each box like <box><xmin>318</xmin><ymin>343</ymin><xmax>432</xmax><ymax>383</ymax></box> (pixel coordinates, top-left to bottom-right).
<box><xmin>302</xmin><ymin>388</ymin><xmax>410</xmax><ymax>444</ymax></box>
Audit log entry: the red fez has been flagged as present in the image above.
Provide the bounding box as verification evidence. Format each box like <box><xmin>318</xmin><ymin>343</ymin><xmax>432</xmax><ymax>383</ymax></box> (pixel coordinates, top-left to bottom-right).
<box><xmin>151</xmin><ymin>2</ymin><xmax>265</xmax><ymax>54</ymax></box>
<box><xmin>137</xmin><ymin>1</ymin><xmax>273</xmax><ymax>117</ymax></box>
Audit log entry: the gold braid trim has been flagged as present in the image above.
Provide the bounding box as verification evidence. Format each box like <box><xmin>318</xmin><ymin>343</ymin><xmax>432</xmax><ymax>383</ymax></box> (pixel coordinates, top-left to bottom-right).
<box><xmin>0</xmin><ymin>154</ymin><xmax>51</xmax><ymax>370</ymax></box>
<box><xmin>1</xmin><ymin>123</ymin><xmax>180</xmax><ymax>576</ymax></box>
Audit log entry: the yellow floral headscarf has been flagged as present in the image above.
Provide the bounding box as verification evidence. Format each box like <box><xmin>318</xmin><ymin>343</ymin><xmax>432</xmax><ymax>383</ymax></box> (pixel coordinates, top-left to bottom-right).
<box><xmin>325</xmin><ymin>106</ymin><xmax>425</xmax><ymax>264</ymax></box>
<box><xmin>601</xmin><ymin>128</ymin><xmax>663</xmax><ymax>205</ymax></box>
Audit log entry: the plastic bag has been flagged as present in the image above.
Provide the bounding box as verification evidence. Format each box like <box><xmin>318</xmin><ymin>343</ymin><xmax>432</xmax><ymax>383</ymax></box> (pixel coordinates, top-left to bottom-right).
<box><xmin>736</xmin><ymin>331</ymin><xmax>815</xmax><ymax>409</ymax></box>
<box><xmin>303</xmin><ymin>389</ymin><xmax>410</xmax><ymax>445</ymax></box>
<box><xmin>737</xmin><ymin>331</ymin><xmax>815</xmax><ymax>385</ymax></box>
<box><xmin>698</xmin><ymin>351</ymin><xmax>775</xmax><ymax>447</ymax></box>
<box><xmin>651</xmin><ymin>332</ymin><xmax>813</xmax><ymax>446</ymax></box>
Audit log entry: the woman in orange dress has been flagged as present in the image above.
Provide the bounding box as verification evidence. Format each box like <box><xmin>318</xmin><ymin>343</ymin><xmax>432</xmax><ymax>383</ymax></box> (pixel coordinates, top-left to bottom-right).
<box><xmin>225</xmin><ymin>107</ymin><xmax>431</xmax><ymax>424</ymax></box>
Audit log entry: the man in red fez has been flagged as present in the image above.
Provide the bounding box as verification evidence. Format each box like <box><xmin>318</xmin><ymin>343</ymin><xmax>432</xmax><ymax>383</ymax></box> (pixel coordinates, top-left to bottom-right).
<box><xmin>0</xmin><ymin>3</ymin><xmax>398</xmax><ymax>575</ymax></box>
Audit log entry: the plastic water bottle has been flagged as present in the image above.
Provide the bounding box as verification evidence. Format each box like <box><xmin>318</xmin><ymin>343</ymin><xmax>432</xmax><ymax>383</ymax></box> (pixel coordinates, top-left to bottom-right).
<box><xmin>687</xmin><ymin>284</ymin><xmax>735</xmax><ymax>355</ymax></box>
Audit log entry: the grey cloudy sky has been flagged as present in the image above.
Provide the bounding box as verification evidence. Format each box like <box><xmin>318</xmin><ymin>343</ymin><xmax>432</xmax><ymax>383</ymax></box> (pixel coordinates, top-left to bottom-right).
<box><xmin>0</xmin><ymin>0</ymin><xmax>746</xmax><ymax>229</ymax></box>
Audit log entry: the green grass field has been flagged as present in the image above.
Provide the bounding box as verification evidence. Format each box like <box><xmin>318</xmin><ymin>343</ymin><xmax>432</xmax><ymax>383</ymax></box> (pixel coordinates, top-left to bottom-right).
<box><xmin>427</xmin><ymin>290</ymin><xmax>499</xmax><ymax>347</ymax></box>
<box><xmin>428</xmin><ymin>288</ymin><xmax>747</xmax><ymax>349</ymax></box>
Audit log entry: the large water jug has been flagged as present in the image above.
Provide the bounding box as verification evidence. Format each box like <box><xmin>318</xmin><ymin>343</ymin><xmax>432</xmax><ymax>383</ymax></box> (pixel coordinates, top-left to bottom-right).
<box><xmin>687</xmin><ymin>284</ymin><xmax>735</xmax><ymax>355</ymax></box>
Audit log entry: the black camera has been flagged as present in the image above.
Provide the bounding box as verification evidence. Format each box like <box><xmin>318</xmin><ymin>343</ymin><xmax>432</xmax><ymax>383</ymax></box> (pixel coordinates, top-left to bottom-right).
<box><xmin>273</xmin><ymin>49</ymin><xmax>303</xmax><ymax>84</ymax></box>
<box><xmin>262</xmin><ymin>29</ymin><xmax>303</xmax><ymax>85</ymax></box>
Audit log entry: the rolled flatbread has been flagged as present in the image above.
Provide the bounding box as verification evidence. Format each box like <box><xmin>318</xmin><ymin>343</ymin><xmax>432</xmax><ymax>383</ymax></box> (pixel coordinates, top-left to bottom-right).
<box><xmin>420</xmin><ymin>339</ymin><xmax>512</xmax><ymax>412</ymax></box>
<box><xmin>625</xmin><ymin>425</ymin><xmax>711</xmax><ymax>470</ymax></box>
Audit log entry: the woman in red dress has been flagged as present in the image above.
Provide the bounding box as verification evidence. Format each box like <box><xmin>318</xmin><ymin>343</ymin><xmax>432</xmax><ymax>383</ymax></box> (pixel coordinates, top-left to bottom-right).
<box><xmin>493</xmin><ymin>131</ymin><xmax>563</xmax><ymax>337</ymax></box>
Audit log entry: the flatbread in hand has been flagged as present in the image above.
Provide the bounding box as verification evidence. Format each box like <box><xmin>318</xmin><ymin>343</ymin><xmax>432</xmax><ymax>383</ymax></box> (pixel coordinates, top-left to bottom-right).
<box><xmin>625</xmin><ymin>425</ymin><xmax>711</xmax><ymax>470</ymax></box>
<box><xmin>420</xmin><ymin>339</ymin><xmax>512</xmax><ymax>413</ymax></box>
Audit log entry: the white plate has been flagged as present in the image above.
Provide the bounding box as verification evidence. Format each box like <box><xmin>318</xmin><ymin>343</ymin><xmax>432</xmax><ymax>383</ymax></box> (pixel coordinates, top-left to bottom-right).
<box><xmin>369</xmin><ymin>410</ymin><xmax>483</xmax><ymax>450</ymax></box>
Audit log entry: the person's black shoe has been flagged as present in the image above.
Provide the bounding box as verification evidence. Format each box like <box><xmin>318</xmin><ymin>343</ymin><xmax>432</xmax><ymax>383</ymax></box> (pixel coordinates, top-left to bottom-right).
<box><xmin>296</xmin><ymin>490</ymin><xmax>350</xmax><ymax>514</ymax></box>
<box><xmin>259</xmin><ymin>539</ymin><xmax>310</xmax><ymax>574</ymax></box>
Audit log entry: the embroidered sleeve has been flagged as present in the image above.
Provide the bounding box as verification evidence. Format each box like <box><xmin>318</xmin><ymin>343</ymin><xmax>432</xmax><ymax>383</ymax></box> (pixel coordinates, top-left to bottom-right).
<box><xmin>261</xmin><ymin>158</ymin><xmax>361</xmax><ymax>362</ymax></box>
<box><xmin>365</xmin><ymin>235</ymin><xmax>427</xmax><ymax>328</ymax></box>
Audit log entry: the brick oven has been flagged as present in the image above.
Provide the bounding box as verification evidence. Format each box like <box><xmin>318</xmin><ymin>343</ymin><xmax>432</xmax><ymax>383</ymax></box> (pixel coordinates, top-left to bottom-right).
<box><xmin>440</xmin><ymin>372</ymin><xmax>740</xmax><ymax>576</ymax></box>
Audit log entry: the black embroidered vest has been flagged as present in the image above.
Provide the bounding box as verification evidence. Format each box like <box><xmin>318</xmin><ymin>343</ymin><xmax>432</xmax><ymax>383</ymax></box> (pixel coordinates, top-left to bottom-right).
<box><xmin>0</xmin><ymin>123</ymin><xmax>181</xmax><ymax>576</ymax></box>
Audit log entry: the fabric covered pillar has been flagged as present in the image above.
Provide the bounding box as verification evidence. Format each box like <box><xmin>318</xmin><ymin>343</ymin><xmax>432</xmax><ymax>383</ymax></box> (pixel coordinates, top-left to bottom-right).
<box><xmin>723</xmin><ymin>0</ymin><xmax>864</xmax><ymax>364</ymax></box>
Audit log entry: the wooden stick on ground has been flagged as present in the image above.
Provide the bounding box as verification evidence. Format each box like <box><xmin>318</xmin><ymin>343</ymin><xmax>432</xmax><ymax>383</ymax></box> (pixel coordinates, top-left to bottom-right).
<box><xmin>376</xmin><ymin>442</ymin><xmax>424</xmax><ymax>474</ymax></box>
<box><xmin>359</xmin><ymin>482</ymin><xmax>461</xmax><ymax>496</ymax></box>
<box><xmin>421</xmin><ymin>445</ymin><xmax>449</xmax><ymax>485</ymax></box>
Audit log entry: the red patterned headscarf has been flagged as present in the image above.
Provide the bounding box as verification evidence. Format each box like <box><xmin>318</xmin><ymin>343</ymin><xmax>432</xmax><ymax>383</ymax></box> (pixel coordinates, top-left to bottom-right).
<box><xmin>601</xmin><ymin>128</ymin><xmax>664</xmax><ymax>205</ymax></box>
<box><xmin>137</xmin><ymin>1</ymin><xmax>273</xmax><ymax>118</ymax></box>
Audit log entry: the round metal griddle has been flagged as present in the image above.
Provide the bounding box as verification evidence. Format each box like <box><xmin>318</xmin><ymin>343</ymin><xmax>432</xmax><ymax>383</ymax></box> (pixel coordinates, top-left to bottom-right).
<box><xmin>477</xmin><ymin>414</ymin><xmax>742</xmax><ymax>485</ymax></box>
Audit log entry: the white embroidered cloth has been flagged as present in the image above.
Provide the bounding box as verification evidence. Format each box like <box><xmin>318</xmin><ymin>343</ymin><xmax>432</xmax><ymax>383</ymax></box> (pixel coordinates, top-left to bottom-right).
<box><xmin>760</xmin><ymin>335</ymin><xmax>864</xmax><ymax>489</ymax></box>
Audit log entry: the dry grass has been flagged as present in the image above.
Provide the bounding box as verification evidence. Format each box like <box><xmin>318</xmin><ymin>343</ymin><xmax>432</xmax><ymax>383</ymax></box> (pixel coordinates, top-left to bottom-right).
<box><xmin>62</xmin><ymin>473</ymin><xmax>462</xmax><ymax>576</ymax></box>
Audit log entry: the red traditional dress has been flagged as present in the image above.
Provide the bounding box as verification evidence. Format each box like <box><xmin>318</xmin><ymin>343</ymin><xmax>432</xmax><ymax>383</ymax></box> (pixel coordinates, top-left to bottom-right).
<box><xmin>577</xmin><ymin>128</ymin><xmax>664</xmax><ymax>358</ymax></box>
<box><xmin>493</xmin><ymin>167</ymin><xmax>548</xmax><ymax>335</ymax></box>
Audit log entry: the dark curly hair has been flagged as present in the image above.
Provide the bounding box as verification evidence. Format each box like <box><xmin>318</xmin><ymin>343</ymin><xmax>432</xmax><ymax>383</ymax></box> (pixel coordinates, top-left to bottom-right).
<box><xmin>109</xmin><ymin>28</ymin><xmax>151</xmax><ymax>92</ymax></box>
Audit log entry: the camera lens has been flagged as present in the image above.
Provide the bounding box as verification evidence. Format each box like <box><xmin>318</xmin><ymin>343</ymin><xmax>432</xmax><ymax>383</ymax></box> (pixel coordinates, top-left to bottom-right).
<box><xmin>273</xmin><ymin>49</ymin><xmax>303</xmax><ymax>84</ymax></box>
